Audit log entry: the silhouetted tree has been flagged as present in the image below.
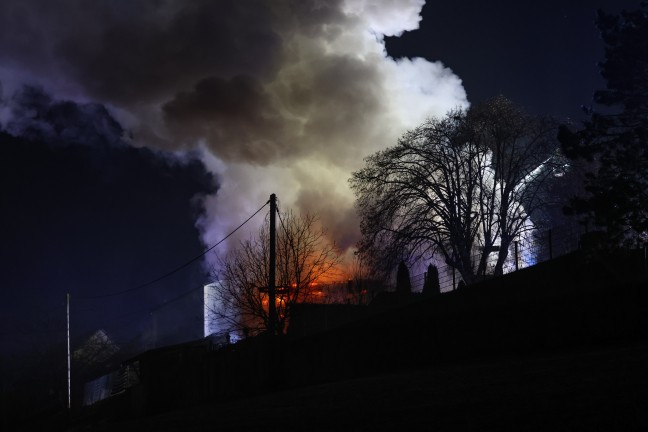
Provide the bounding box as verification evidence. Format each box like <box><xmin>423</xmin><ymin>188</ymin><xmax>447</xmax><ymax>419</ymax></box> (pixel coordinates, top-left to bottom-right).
<box><xmin>351</xmin><ymin>96</ymin><xmax>562</xmax><ymax>284</ymax></box>
<box><xmin>346</xmin><ymin>253</ymin><xmax>388</xmax><ymax>304</ymax></box>
<box><xmin>395</xmin><ymin>260</ymin><xmax>412</xmax><ymax>295</ymax></box>
<box><xmin>422</xmin><ymin>263</ymin><xmax>441</xmax><ymax>295</ymax></box>
<box><xmin>210</xmin><ymin>210</ymin><xmax>342</xmax><ymax>337</ymax></box>
<box><xmin>467</xmin><ymin>97</ymin><xmax>566</xmax><ymax>274</ymax></box>
<box><xmin>559</xmin><ymin>3</ymin><xmax>648</xmax><ymax>246</ymax></box>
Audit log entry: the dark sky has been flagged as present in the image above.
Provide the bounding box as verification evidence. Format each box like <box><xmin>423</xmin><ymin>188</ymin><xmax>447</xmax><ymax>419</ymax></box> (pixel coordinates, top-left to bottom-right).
<box><xmin>385</xmin><ymin>0</ymin><xmax>640</xmax><ymax>122</ymax></box>
<box><xmin>0</xmin><ymin>88</ymin><xmax>217</xmax><ymax>359</ymax></box>
<box><xmin>0</xmin><ymin>0</ymin><xmax>644</xmax><ymax>365</ymax></box>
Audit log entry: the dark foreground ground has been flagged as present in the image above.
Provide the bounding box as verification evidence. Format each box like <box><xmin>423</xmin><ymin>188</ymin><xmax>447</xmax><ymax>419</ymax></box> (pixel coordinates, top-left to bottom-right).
<box><xmin>69</xmin><ymin>339</ymin><xmax>648</xmax><ymax>432</ymax></box>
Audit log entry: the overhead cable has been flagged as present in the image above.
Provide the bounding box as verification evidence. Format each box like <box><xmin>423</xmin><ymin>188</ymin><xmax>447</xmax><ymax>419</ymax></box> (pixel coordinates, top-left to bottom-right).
<box><xmin>77</xmin><ymin>200</ymin><xmax>270</xmax><ymax>300</ymax></box>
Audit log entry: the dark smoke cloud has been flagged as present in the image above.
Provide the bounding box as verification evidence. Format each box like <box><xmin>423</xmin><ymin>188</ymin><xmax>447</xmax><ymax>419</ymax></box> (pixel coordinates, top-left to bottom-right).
<box><xmin>4</xmin><ymin>84</ymin><xmax>126</xmax><ymax>147</ymax></box>
<box><xmin>295</xmin><ymin>187</ymin><xmax>359</xmax><ymax>252</ymax></box>
<box><xmin>163</xmin><ymin>74</ymin><xmax>292</xmax><ymax>164</ymax></box>
<box><xmin>0</xmin><ymin>86</ymin><xmax>218</xmax><ymax>355</ymax></box>
<box><xmin>0</xmin><ymin>0</ymin><xmax>283</xmax><ymax>104</ymax></box>
<box><xmin>0</xmin><ymin>0</ymin><xmax>468</xmax><ymax>267</ymax></box>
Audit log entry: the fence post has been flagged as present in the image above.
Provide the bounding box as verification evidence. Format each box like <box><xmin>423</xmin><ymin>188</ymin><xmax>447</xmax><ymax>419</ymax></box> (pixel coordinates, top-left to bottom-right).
<box><xmin>452</xmin><ymin>267</ymin><xmax>456</xmax><ymax>290</ymax></box>
<box><xmin>548</xmin><ymin>229</ymin><xmax>553</xmax><ymax>260</ymax></box>
<box><xmin>644</xmin><ymin>243</ymin><xmax>648</xmax><ymax>277</ymax></box>
<box><xmin>514</xmin><ymin>241</ymin><xmax>519</xmax><ymax>271</ymax></box>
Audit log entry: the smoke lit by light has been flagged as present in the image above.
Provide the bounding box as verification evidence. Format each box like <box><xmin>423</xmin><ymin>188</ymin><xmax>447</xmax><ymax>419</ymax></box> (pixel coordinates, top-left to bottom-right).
<box><xmin>0</xmin><ymin>0</ymin><xmax>468</xmax><ymax>266</ymax></box>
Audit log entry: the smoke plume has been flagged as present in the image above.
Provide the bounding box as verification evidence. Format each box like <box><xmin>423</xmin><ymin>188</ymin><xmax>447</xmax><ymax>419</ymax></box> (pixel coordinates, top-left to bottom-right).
<box><xmin>0</xmin><ymin>0</ymin><xmax>469</xmax><ymax>267</ymax></box>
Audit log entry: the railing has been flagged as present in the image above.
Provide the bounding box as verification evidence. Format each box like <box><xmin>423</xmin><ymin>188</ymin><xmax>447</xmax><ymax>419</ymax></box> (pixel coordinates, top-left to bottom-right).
<box><xmin>82</xmin><ymin>361</ymin><xmax>140</xmax><ymax>406</ymax></box>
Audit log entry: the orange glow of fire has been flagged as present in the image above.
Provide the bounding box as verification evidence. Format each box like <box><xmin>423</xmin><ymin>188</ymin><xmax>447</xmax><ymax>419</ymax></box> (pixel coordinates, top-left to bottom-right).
<box><xmin>259</xmin><ymin>269</ymin><xmax>365</xmax><ymax>307</ymax></box>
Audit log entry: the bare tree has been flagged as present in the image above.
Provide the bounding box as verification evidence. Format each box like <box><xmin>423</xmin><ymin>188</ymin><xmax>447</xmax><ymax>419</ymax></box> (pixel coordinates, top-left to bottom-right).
<box><xmin>345</xmin><ymin>253</ymin><xmax>388</xmax><ymax>304</ymax></box>
<box><xmin>350</xmin><ymin>96</ymin><xmax>562</xmax><ymax>284</ymax></box>
<box><xmin>208</xmin><ymin>210</ymin><xmax>342</xmax><ymax>337</ymax></box>
<box><xmin>350</xmin><ymin>109</ymin><xmax>489</xmax><ymax>284</ymax></box>
<box><xmin>467</xmin><ymin>96</ymin><xmax>563</xmax><ymax>275</ymax></box>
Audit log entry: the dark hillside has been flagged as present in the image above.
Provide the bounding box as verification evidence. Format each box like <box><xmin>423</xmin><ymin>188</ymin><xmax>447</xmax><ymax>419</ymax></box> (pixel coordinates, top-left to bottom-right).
<box><xmin>71</xmin><ymin>340</ymin><xmax>648</xmax><ymax>431</ymax></box>
<box><xmin>51</xmin><ymin>248</ymin><xmax>648</xmax><ymax>431</ymax></box>
<box><xmin>281</xmin><ymin>249</ymin><xmax>648</xmax><ymax>387</ymax></box>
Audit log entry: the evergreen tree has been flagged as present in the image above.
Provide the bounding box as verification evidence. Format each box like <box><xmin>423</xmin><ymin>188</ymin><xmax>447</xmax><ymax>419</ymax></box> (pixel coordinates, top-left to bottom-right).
<box><xmin>422</xmin><ymin>263</ymin><xmax>441</xmax><ymax>295</ymax></box>
<box><xmin>396</xmin><ymin>260</ymin><xmax>412</xmax><ymax>295</ymax></box>
<box><xmin>559</xmin><ymin>3</ymin><xmax>648</xmax><ymax>245</ymax></box>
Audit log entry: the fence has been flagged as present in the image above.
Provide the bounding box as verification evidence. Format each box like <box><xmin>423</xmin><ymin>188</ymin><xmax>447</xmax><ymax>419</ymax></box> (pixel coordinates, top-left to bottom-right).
<box><xmin>409</xmin><ymin>222</ymin><xmax>585</xmax><ymax>293</ymax></box>
<box><xmin>82</xmin><ymin>362</ymin><xmax>140</xmax><ymax>407</ymax></box>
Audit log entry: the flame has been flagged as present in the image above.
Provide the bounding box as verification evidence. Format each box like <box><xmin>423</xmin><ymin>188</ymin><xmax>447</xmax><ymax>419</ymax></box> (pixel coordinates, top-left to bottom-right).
<box><xmin>259</xmin><ymin>267</ymin><xmax>370</xmax><ymax>307</ymax></box>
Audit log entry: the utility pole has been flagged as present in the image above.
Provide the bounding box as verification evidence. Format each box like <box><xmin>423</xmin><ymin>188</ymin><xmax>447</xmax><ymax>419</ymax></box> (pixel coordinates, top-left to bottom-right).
<box><xmin>66</xmin><ymin>292</ymin><xmax>71</xmax><ymax>410</ymax></box>
<box><xmin>268</xmin><ymin>194</ymin><xmax>277</xmax><ymax>336</ymax></box>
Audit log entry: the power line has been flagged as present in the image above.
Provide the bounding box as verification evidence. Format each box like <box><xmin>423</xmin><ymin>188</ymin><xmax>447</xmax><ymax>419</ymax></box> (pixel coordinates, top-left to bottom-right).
<box><xmin>149</xmin><ymin>285</ymin><xmax>203</xmax><ymax>313</ymax></box>
<box><xmin>77</xmin><ymin>200</ymin><xmax>270</xmax><ymax>300</ymax></box>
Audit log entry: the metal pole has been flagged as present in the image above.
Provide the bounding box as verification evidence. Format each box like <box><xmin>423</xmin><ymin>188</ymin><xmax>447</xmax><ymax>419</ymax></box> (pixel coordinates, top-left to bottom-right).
<box><xmin>268</xmin><ymin>194</ymin><xmax>277</xmax><ymax>336</ymax></box>
<box><xmin>66</xmin><ymin>292</ymin><xmax>71</xmax><ymax>410</ymax></box>
<box><xmin>514</xmin><ymin>241</ymin><xmax>519</xmax><ymax>271</ymax></box>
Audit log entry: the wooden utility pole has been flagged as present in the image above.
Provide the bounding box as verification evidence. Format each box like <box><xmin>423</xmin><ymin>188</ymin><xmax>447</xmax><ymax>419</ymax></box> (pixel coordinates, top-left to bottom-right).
<box><xmin>268</xmin><ymin>194</ymin><xmax>277</xmax><ymax>336</ymax></box>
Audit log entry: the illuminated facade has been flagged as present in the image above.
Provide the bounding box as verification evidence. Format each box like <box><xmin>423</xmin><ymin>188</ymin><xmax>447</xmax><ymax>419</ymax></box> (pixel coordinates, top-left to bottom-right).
<box><xmin>203</xmin><ymin>281</ymin><xmax>223</xmax><ymax>338</ymax></box>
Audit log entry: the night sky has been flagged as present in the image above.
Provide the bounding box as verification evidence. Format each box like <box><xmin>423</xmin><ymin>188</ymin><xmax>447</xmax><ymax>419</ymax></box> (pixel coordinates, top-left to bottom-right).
<box><xmin>385</xmin><ymin>0</ymin><xmax>640</xmax><ymax>122</ymax></box>
<box><xmin>0</xmin><ymin>89</ymin><xmax>216</xmax><ymax>357</ymax></box>
<box><xmin>0</xmin><ymin>0</ymin><xmax>642</xmax><ymax>363</ymax></box>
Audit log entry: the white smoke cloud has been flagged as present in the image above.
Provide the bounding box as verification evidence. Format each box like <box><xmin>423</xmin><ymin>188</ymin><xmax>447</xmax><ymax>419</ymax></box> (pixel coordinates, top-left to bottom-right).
<box><xmin>341</xmin><ymin>0</ymin><xmax>426</xmax><ymax>37</ymax></box>
<box><xmin>193</xmin><ymin>0</ymin><xmax>469</xmax><ymax>260</ymax></box>
<box><xmin>0</xmin><ymin>0</ymin><xmax>469</xmax><ymax>270</ymax></box>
